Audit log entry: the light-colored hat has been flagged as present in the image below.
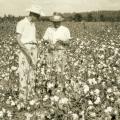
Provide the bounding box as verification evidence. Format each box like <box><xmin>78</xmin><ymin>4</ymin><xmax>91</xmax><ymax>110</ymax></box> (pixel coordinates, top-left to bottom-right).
<box><xmin>26</xmin><ymin>5</ymin><xmax>45</xmax><ymax>16</ymax></box>
<box><xmin>50</xmin><ymin>14</ymin><xmax>64</xmax><ymax>22</ymax></box>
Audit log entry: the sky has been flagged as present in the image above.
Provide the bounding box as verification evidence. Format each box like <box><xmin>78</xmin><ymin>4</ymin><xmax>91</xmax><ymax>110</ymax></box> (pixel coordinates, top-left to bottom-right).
<box><xmin>0</xmin><ymin>0</ymin><xmax>120</xmax><ymax>16</ymax></box>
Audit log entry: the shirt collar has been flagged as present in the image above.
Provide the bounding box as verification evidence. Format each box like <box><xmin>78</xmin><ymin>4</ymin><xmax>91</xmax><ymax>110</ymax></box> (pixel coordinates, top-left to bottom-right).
<box><xmin>25</xmin><ymin>17</ymin><xmax>34</xmax><ymax>24</ymax></box>
<box><xmin>52</xmin><ymin>25</ymin><xmax>62</xmax><ymax>31</ymax></box>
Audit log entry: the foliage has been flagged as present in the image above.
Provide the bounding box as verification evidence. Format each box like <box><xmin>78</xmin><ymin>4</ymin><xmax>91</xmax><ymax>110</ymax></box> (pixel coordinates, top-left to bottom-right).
<box><xmin>1</xmin><ymin>10</ymin><xmax>120</xmax><ymax>22</ymax></box>
<box><xmin>0</xmin><ymin>21</ymin><xmax>120</xmax><ymax>119</ymax></box>
<box><xmin>73</xmin><ymin>14</ymin><xmax>82</xmax><ymax>22</ymax></box>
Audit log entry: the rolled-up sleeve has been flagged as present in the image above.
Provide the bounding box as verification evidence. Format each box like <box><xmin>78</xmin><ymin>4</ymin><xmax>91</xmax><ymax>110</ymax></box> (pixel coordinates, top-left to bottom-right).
<box><xmin>63</xmin><ymin>28</ymin><xmax>71</xmax><ymax>41</ymax></box>
<box><xmin>43</xmin><ymin>28</ymin><xmax>50</xmax><ymax>41</ymax></box>
<box><xmin>66</xmin><ymin>28</ymin><xmax>71</xmax><ymax>40</ymax></box>
<box><xmin>16</xmin><ymin>21</ymin><xmax>24</xmax><ymax>34</ymax></box>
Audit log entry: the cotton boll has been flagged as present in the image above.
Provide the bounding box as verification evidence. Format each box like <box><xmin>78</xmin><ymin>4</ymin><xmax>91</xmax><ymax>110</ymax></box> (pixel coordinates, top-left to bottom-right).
<box><xmin>102</xmin><ymin>45</ymin><xmax>106</xmax><ymax>48</ymax></box>
<box><xmin>88</xmin><ymin>100</ymin><xmax>93</xmax><ymax>105</ymax></box>
<box><xmin>72</xmin><ymin>113</ymin><xmax>79</xmax><ymax>120</ymax></box>
<box><xmin>25</xmin><ymin>113</ymin><xmax>33</xmax><ymax>120</ymax></box>
<box><xmin>116</xmin><ymin>76</ymin><xmax>120</xmax><ymax>84</ymax></box>
<box><xmin>90</xmin><ymin>91</ymin><xmax>94</xmax><ymax>95</ymax></box>
<box><xmin>59</xmin><ymin>97</ymin><xmax>69</xmax><ymax>105</ymax></box>
<box><xmin>17</xmin><ymin>104</ymin><xmax>21</xmax><ymax>111</ymax></box>
<box><xmin>11</xmin><ymin>100</ymin><xmax>16</xmax><ymax>106</ymax></box>
<box><xmin>50</xmin><ymin>96</ymin><xmax>59</xmax><ymax>102</ymax></box>
<box><xmin>6</xmin><ymin>99</ymin><xmax>11</xmax><ymax>105</ymax></box>
<box><xmin>83</xmin><ymin>84</ymin><xmax>89</xmax><ymax>94</ymax></box>
<box><xmin>29</xmin><ymin>100</ymin><xmax>36</xmax><ymax>106</ymax></box>
<box><xmin>2</xmin><ymin>108</ymin><xmax>6</xmax><ymax>113</ymax></box>
<box><xmin>11</xmin><ymin>66</ymin><xmax>17</xmax><ymax>71</ymax></box>
<box><xmin>104</xmin><ymin>107</ymin><xmax>113</xmax><ymax>113</ymax></box>
<box><xmin>90</xmin><ymin>112</ymin><xmax>96</xmax><ymax>117</ymax></box>
<box><xmin>53</xmin><ymin>96</ymin><xmax>59</xmax><ymax>102</ymax></box>
<box><xmin>114</xmin><ymin>91</ymin><xmax>120</xmax><ymax>96</ymax></box>
<box><xmin>68</xmin><ymin>111</ymin><xmax>73</xmax><ymax>114</ymax></box>
<box><xmin>27</xmin><ymin>106</ymin><xmax>31</xmax><ymax>111</ymax></box>
<box><xmin>88</xmin><ymin>78</ymin><xmax>97</xmax><ymax>85</ymax></box>
<box><xmin>114</xmin><ymin>110</ymin><xmax>118</xmax><ymax>115</ymax></box>
<box><xmin>110</xmin><ymin>97</ymin><xmax>114</xmax><ymax>101</ymax></box>
<box><xmin>41</xmin><ymin>68</ymin><xmax>45</xmax><ymax>75</ymax></box>
<box><xmin>100</xmin><ymin>54</ymin><xmax>105</xmax><ymax>59</ymax></box>
<box><xmin>47</xmin><ymin>82</ymin><xmax>54</xmax><ymax>89</ymax></box>
<box><xmin>43</xmin><ymin>95</ymin><xmax>49</xmax><ymax>101</ymax></box>
<box><xmin>0</xmin><ymin>111</ymin><xmax>4</xmax><ymax>118</ymax></box>
<box><xmin>87</xmin><ymin>106</ymin><xmax>94</xmax><ymax>110</ymax></box>
<box><xmin>102</xmin><ymin>82</ymin><xmax>106</xmax><ymax>87</ymax></box>
<box><xmin>98</xmin><ymin>76</ymin><xmax>102</xmax><ymax>83</ymax></box>
<box><xmin>7</xmin><ymin>111</ymin><xmax>12</xmax><ymax>118</ymax></box>
<box><xmin>107</xmin><ymin>88</ymin><xmax>112</xmax><ymax>93</ymax></box>
<box><xmin>58</xmin><ymin>97</ymin><xmax>69</xmax><ymax>109</ymax></box>
<box><xmin>74</xmin><ymin>61</ymin><xmax>79</xmax><ymax>66</ymax></box>
<box><xmin>94</xmin><ymin>89</ymin><xmax>100</xmax><ymax>96</ymax></box>
<box><xmin>106</xmin><ymin>95</ymin><xmax>110</xmax><ymax>99</ymax></box>
<box><xmin>94</xmin><ymin>97</ymin><xmax>101</xmax><ymax>104</ymax></box>
<box><xmin>17</xmin><ymin>102</ymin><xmax>25</xmax><ymax>110</ymax></box>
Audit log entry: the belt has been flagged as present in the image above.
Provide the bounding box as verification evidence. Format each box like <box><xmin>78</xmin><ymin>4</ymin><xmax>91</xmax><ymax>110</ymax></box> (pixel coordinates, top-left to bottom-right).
<box><xmin>49</xmin><ymin>48</ymin><xmax>65</xmax><ymax>51</ymax></box>
<box><xmin>55</xmin><ymin>49</ymin><xmax>65</xmax><ymax>51</ymax></box>
<box><xmin>24</xmin><ymin>42</ymin><xmax>37</xmax><ymax>45</ymax></box>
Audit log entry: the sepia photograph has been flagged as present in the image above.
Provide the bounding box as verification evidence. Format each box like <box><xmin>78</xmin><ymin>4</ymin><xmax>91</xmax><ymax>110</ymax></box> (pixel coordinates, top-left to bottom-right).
<box><xmin>0</xmin><ymin>0</ymin><xmax>120</xmax><ymax>119</ymax></box>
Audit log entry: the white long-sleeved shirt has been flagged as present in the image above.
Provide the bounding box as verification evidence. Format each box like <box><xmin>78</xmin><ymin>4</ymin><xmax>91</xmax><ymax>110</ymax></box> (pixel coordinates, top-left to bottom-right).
<box><xmin>16</xmin><ymin>17</ymin><xmax>36</xmax><ymax>44</ymax></box>
<box><xmin>43</xmin><ymin>25</ymin><xmax>71</xmax><ymax>45</ymax></box>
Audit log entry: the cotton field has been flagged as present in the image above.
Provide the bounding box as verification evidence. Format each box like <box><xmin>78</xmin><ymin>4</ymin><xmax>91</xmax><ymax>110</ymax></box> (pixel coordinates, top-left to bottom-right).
<box><xmin>0</xmin><ymin>21</ymin><xmax>120</xmax><ymax>120</ymax></box>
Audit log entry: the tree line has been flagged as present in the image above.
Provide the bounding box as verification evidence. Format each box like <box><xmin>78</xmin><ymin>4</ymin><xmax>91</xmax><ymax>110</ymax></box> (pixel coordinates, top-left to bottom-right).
<box><xmin>0</xmin><ymin>10</ymin><xmax>120</xmax><ymax>22</ymax></box>
<box><xmin>63</xmin><ymin>10</ymin><xmax>120</xmax><ymax>22</ymax></box>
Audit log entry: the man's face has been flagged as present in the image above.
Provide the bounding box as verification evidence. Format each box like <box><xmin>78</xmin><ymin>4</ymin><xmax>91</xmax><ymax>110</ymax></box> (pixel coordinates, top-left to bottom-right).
<box><xmin>31</xmin><ymin>15</ymin><xmax>39</xmax><ymax>22</ymax></box>
<box><xmin>53</xmin><ymin>22</ymin><xmax>61</xmax><ymax>28</ymax></box>
<box><xmin>30</xmin><ymin>12</ymin><xmax>40</xmax><ymax>22</ymax></box>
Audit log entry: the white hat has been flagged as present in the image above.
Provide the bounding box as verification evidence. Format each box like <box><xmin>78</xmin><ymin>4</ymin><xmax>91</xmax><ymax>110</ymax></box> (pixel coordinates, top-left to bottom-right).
<box><xmin>50</xmin><ymin>15</ymin><xmax>64</xmax><ymax>22</ymax></box>
<box><xmin>26</xmin><ymin>5</ymin><xmax>45</xmax><ymax>16</ymax></box>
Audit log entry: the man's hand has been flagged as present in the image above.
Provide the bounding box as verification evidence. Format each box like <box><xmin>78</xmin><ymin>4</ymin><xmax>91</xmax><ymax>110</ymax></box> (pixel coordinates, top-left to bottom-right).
<box><xmin>31</xmin><ymin>62</ymin><xmax>36</xmax><ymax>70</ymax></box>
<box><xmin>56</xmin><ymin>40</ymin><xmax>63</xmax><ymax>45</ymax></box>
<box><xmin>45</xmin><ymin>42</ymin><xmax>55</xmax><ymax>53</ymax></box>
<box><xmin>43</xmin><ymin>40</ymin><xmax>50</xmax><ymax>46</ymax></box>
<box><xmin>57</xmin><ymin>39</ymin><xmax>70</xmax><ymax>47</ymax></box>
<box><xmin>54</xmin><ymin>40</ymin><xmax>63</xmax><ymax>49</ymax></box>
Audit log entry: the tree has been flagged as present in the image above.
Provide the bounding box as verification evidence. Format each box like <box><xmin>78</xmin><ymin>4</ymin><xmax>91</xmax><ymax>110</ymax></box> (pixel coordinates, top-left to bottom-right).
<box><xmin>116</xmin><ymin>16</ymin><xmax>120</xmax><ymax>22</ymax></box>
<box><xmin>73</xmin><ymin>13</ymin><xmax>82</xmax><ymax>22</ymax></box>
<box><xmin>87</xmin><ymin>13</ymin><xmax>93</xmax><ymax>22</ymax></box>
<box><xmin>100</xmin><ymin>14</ymin><xmax>105</xmax><ymax>21</ymax></box>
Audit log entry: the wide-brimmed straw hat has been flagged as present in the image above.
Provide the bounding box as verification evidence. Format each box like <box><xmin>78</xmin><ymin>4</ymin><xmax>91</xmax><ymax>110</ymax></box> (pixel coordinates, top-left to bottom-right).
<box><xmin>26</xmin><ymin>5</ymin><xmax>45</xmax><ymax>16</ymax></box>
<box><xmin>50</xmin><ymin>14</ymin><xmax>64</xmax><ymax>22</ymax></box>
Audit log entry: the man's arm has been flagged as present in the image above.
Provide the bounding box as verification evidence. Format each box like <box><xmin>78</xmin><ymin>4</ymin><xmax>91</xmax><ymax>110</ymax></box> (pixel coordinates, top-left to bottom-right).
<box><xmin>55</xmin><ymin>38</ymin><xmax>73</xmax><ymax>47</ymax></box>
<box><xmin>56</xmin><ymin>40</ymin><xmax>70</xmax><ymax>46</ymax></box>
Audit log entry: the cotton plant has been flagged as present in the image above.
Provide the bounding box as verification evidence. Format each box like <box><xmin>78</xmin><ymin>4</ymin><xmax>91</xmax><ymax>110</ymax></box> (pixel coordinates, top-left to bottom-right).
<box><xmin>1</xmin><ymin>21</ymin><xmax>120</xmax><ymax>119</ymax></box>
<box><xmin>82</xmin><ymin>83</ymin><xmax>90</xmax><ymax>94</ymax></box>
<box><xmin>0</xmin><ymin>111</ymin><xmax>4</xmax><ymax>119</ymax></box>
<box><xmin>94</xmin><ymin>96</ymin><xmax>101</xmax><ymax>105</ymax></box>
<box><xmin>88</xmin><ymin>78</ymin><xmax>97</xmax><ymax>85</ymax></box>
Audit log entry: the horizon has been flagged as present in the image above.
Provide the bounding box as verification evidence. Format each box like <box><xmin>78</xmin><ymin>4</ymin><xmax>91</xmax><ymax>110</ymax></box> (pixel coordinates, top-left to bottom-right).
<box><xmin>1</xmin><ymin>9</ymin><xmax>120</xmax><ymax>17</ymax></box>
<box><xmin>0</xmin><ymin>0</ymin><xmax>120</xmax><ymax>17</ymax></box>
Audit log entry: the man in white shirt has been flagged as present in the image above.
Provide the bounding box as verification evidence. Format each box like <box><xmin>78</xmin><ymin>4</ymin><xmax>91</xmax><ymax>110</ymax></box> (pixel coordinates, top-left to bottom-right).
<box><xmin>16</xmin><ymin>5</ymin><xmax>44</xmax><ymax>103</ymax></box>
<box><xmin>43</xmin><ymin>14</ymin><xmax>71</xmax><ymax>82</ymax></box>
